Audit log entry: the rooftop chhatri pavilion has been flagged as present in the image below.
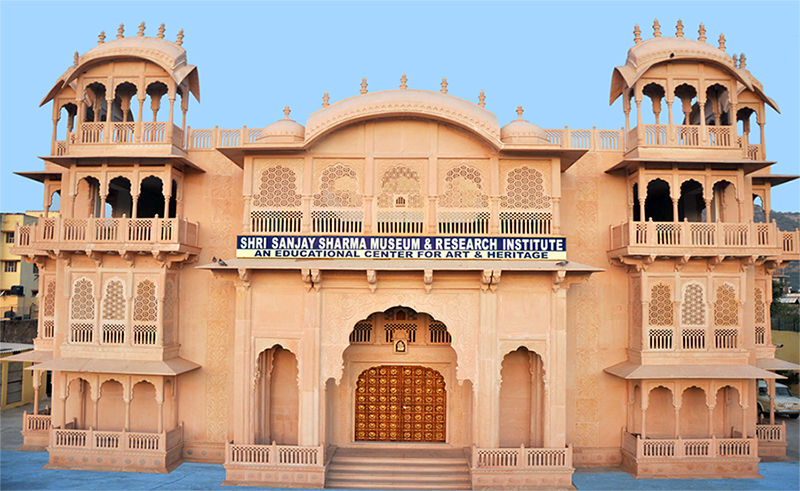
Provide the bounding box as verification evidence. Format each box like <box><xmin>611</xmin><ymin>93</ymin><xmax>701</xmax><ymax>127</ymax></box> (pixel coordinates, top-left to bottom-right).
<box><xmin>7</xmin><ymin>19</ymin><xmax>799</xmax><ymax>490</ymax></box>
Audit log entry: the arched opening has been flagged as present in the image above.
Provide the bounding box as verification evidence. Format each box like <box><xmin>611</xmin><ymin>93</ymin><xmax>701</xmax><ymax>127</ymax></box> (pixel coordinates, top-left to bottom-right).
<box><xmin>737</xmin><ymin>107</ymin><xmax>760</xmax><ymax>144</ymax></box>
<box><xmin>164</xmin><ymin>379</ymin><xmax>176</xmax><ymax>431</ymax></box>
<box><xmin>254</xmin><ymin>345</ymin><xmax>299</xmax><ymax>445</ymax></box>
<box><xmin>146</xmin><ymin>81</ymin><xmax>169</xmax><ymax>122</ymax></box>
<box><xmin>56</xmin><ymin>103</ymin><xmax>78</xmax><ymax>142</ymax></box>
<box><xmin>632</xmin><ymin>183</ymin><xmax>640</xmax><ymax>221</ymax></box>
<box><xmin>113</xmin><ymin>82</ymin><xmax>137</xmax><ymax>123</ymax></box>
<box><xmin>678</xmin><ymin>180</ymin><xmax>705</xmax><ymax>222</ymax></box>
<box><xmin>674</xmin><ymin>84</ymin><xmax>698</xmax><ymax>125</ymax></box>
<box><xmin>499</xmin><ymin>347</ymin><xmax>544</xmax><ymax>447</ymax></box>
<box><xmin>137</xmin><ymin>176</ymin><xmax>165</xmax><ymax>219</ymax></box>
<box><xmin>75</xmin><ymin>176</ymin><xmax>102</xmax><ymax>218</ymax></box>
<box><xmin>97</xmin><ymin>380</ymin><xmax>125</xmax><ymax>431</ymax></box>
<box><xmin>49</xmin><ymin>190</ymin><xmax>61</xmax><ymax>212</ymax></box>
<box><xmin>713</xmin><ymin>386</ymin><xmax>743</xmax><ymax>437</ymax></box>
<box><xmin>84</xmin><ymin>82</ymin><xmax>108</xmax><ymax>122</ymax></box>
<box><xmin>644</xmin><ymin>179</ymin><xmax>672</xmax><ymax>222</ymax></box>
<box><xmin>679</xmin><ymin>387</ymin><xmax>708</xmax><ymax>438</ymax></box>
<box><xmin>704</xmin><ymin>84</ymin><xmax>730</xmax><ymax>126</ymax></box>
<box><xmin>645</xmin><ymin>386</ymin><xmax>675</xmax><ymax>438</ymax></box>
<box><xmin>106</xmin><ymin>176</ymin><xmax>133</xmax><ymax>218</ymax></box>
<box><xmin>753</xmin><ymin>195</ymin><xmax>766</xmax><ymax>223</ymax></box>
<box><xmin>65</xmin><ymin>378</ymin><xmax>93</xmax><ymax>429</ymax></box>
<box><xmin>130</xmin><ymin>381</ymin><xmax>158</xmax><ymax>433</ymax></box>
<box><xmin>642</xmin><ymin>83</ymin><xmax>666</xmax><ymax>126</ymax></box>
<box><xmin>710</xmin><ymin>180</ymin><xmax>737</xmax><ymax>222</ymax></box>
<box><xmin>632</xmin><ymin>385</ymin><xmax>642</xmax><ymax>435</ymax></box>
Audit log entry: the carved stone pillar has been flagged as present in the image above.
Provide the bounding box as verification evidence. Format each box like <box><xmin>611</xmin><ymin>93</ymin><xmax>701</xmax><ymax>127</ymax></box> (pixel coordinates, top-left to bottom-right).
<box><xmin>233</xmin><ymin>269</ymin><xmax>253</xmax><ymax>444</ymax></box>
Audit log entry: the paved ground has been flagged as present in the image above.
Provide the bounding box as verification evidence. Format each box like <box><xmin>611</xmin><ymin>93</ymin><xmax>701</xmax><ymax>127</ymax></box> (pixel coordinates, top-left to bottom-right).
<box><xmin>1</xmin><ymin>400</ymin><xmax>798</xmax><ymax>491</ymax></box>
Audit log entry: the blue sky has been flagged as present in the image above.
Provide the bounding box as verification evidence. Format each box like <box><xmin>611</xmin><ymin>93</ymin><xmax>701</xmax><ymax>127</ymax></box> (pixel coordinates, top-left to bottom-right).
<box><xmin>1</xmin><ymin>1</ymin><xmax>798</xmax><ymax>212</ymax></box>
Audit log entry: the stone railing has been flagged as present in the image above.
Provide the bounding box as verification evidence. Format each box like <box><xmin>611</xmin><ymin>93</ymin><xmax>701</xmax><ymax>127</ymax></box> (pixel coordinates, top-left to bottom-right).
<box><xmin>23</xmin><ymin>411</ymin><xmax>52</xmax><ymax>432</ymax></box>
<box><xmin>471</xmin><ymin>444</ymin><xmax>572</xmax><ymax>469</ymax></box>
<box><xmin>629</xmin><ymin>124</ymin><xmax>744</xmax><ymax>152</ymax></box>
<box><xmin>14</xmin><ymin>216</ymin><xmax>199</xmax><ymax>250</ymax></box>
<box><xmin>61</xmin><ymin>122</ymin><xmax>184</xmax><ymax>148</ymax></box>
<box><xmin>188</xmin><ymin>126</ymin><xmax>624</xmax><ymax>152</ymax></box>
<box><xmin>624</xmin><ymin>432</ymin><xmax>756</xmax><ymax>459</ymax></box>
<box><xmin>756</xmin><ymin>423</ymin><xmax>785</xmax><ymax>443</ymax></box>
<box><xmin>610</xmin><ymin>220</ymin><xmax>799</xmax><ymax>256</ymax></box>
<box><xmin>645</xmin><ymin>326</ymin><xmax>742</xmax><ymax>352</ymax></box>
<box><xmin>51</xmin><ymin>424</ymin><xmax>182</xmax><ymax>453</ymax></box>
<box><xmin>226</xmin><ymin>441</ymin><xmax>324</xmax><ymax>467</ymax></box>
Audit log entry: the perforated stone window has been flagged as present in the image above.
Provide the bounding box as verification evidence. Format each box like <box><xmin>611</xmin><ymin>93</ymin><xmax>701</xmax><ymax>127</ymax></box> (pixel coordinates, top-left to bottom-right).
<box><xmin>43</xmin><ymin>278</ymin><xmax>56</xmax><ymax>317</ymax></box>
<box><xmin>350</xmin><ymin>320</ymin><xmax>373</xmax><ymax>344</ymax></box>
<box><xmin>438</xmin><ymin>165</ymin><xmax>488</xmax><ymax>208</ymax></box>
<box><xmin>313</xmin><ymin>164</ymin><xmax>363</xmax><ymax>208</ymax></box>
<box><xmin>754</xmin><ymin>286</ymin><xmax>766</xmax><ymax>325</ymax></box>
<box><xmin>500</xmin><ymin>166</ymin><xmax>550</xmax><ymax>209</ymax></box>
<box><xmin>713</xmin><ymin>284</ymin><xmax>739</xmax><ymax>327</ymax></box>
<box><xmin>133</xmin><ymin>279</ymin><xmax>158</xmax><ymax>323</ymax></box>
<box><xmin>164</xmin><ymin>278</ymin><xmax>176</xmax><ymax>322</ymax></box>
<box><xmin>252</xmin><ymin>166</ymin><xmax>302</xmax><ymax>208</ymax></box>
<box><xmin>102</xmin><ymin>279</ymin><xmax>126</xmax><ymax>321</ymax></box>
<box><xmin>648</xmin><ymin>283</ymin><xmax>673</xmax><ymax>326</ymax></box>
<box><xmin>681</xmin><ymin>283</ymin><xmax>706</xmax><ymax>326</ymax></box>
<box><xmin>377</xmin><ymin>166</ymin><xmax>423</xmax><ymax>208</ymax></box>
<box><xmin>70</xmin><ymin>278</ymin><xmax>95</xmax><ymax>321</ymax></box>
<box><xmin>429</xmin><ymin>321</ymin><xmax>451</xmax><ymax>344</ymax></box>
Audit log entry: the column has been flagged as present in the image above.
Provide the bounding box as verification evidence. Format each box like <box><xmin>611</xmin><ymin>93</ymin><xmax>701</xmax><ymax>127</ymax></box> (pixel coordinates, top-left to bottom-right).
<box><xmin>641</xmin><ymin>405</ymin><xmax>647</xmax><ymax>439</ymax></box>
<box><xmin>705</xmin><ymin>199</ymin><xmax>712</xmax><ymax>223</ymax></box>
<box><xmin>639</xmin><ymin>198</ymin><xmax>646</xmax><ymax>223</ymax></box>
<box><xmin>672</xmin><ymin>197</ymin><xmax>679</xmax><ymax>222</ymax></box>
<box><xmin>136</xmin><ymin>95</ymin><xmax>145</xmax><ymax>142</ymax></box>
<box><xmin>666</xmin><ymin>98</ymin><xmax>675</xmax><ymax>145</ymax></box>
<box><xmin>768</xmin><ymin>378</ymin><xmax>775</xmax><ymax>425</ymax></box>
<box><xmin>51</xmin><ymin>116</ymin><xmax>60</xmax><ymax>155</ymax></box>
<box><xmin>299</xmin><ymin>285</ymin><xmax>322</xmax><ymax>446</ymax></box>
<box><xmin>674</xmin><ymin>404</ymin><xmax>681</xmax><ymax>438</ymax></box>
<box><xmin>477</xmin><ymin>284</ymin><xmax>499</xmax><ymax>447</ymax></box>
<box><xmin>548</xmin><ymin>282</ymin><xmax>568</xmax><ymax>448</ymax></box>
<box><xmin>635</xmin><ymin>98</ymin><xmax>643</xmax><ymax>145</ymax></box>
<box><xmin>104</xmin><ymin>97</ymin><xmax>114</xmax><ymax>143</ymax></box>
<box><xmin>758</xmin><ymin>121</ymin><xmax>766</xmax><ymax>160</ymax></box>
<box><xmin>232</xmin><ymin>270</ymin><xmax>253</xmax><ymax>444</ymax></box>
<box><xmin>707</xmin><ymin>405</ymin><xmax>715</xmax><ymax>437</ymax></box>
<box><xmin>33</xmin><ymin>370</ymin><xmax>41</xmax><ymax>415</ymax></box>
<box><xmin>699</xmin><ymin>97</ymin><xmax>707</xmax><ymax>145</ymax></box>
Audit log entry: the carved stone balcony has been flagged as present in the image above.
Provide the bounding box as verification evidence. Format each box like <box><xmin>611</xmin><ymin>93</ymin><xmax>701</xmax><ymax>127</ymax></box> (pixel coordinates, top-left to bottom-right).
<box><xmin>625</xmin><ymin>124</ymin><xmax>761</xmax><ymax>160</ymax></box>
<box><xmin>609</xmin><ymin>220</ymin><xmax>799</xmax><ymax>260</ymax></box>
<box><xmin>223</xmin><ymin>441</ymin><xmax>325</xmax><ymax>487</ymax></box>
<box><xmin>52</xmin><ymin>122</ymin><xmax>185</xmax><ymax>159</ymax></box>
<box><xmin>45</xmin><ymin>424</ymin><xmax>184</xmax><ymax>473</ymax></box>
<box><xmin>13</xmin><ymin>216</ymin><xmax>200</xmax><ymax>258</ymax></box>
<box><xmin>620</xmin><ymin>431</ymin><xmax>759</xmax><ymax>478</ymax></box>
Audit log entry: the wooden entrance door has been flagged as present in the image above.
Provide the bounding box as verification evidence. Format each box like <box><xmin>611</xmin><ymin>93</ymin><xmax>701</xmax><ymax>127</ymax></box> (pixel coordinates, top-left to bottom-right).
<box><xmin>355</xmin><ymin>365</ymin><xmax>446</xmax><ymax>442</ymax></box>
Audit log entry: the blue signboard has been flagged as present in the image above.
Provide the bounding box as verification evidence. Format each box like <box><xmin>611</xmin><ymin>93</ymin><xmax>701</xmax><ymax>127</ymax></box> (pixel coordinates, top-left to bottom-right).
<box><xmin>236</xmin><ymin>236</ymin><xmax>566</xmax><ymax>260</ymax></box>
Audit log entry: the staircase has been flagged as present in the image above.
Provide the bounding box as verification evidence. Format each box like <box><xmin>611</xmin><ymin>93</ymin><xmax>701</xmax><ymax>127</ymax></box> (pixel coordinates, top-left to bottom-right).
<box><xmin>326</xmin><ymin>447</ymin><xmax>472</xmax><ymax>489</ymax></box>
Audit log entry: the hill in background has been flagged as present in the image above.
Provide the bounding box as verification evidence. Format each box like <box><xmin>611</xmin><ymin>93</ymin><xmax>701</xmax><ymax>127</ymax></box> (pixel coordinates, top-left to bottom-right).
<box><xmin>756</xmin><ymin>207</ymin><xmax>800</xmax><ymax>291</ymax></box>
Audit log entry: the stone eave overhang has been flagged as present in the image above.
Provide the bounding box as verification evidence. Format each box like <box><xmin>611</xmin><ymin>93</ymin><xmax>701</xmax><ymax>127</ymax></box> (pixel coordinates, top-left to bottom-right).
<box><xmin>40</xmin><ymin>155</ymin><xmax>206</xmax><ymax>173</ymax></box>
<box><xmin>605</xmin><ymin>157</ymin><xmax>774</xmax><ymax>175</ymax></box>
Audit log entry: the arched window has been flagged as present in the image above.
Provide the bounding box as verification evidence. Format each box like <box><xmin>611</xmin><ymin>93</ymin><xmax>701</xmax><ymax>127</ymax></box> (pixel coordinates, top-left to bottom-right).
<box><xmin>678</xmin><ymin>180</ymin><xmax>705</xmax><ymax>222</ymax></box>
<box><xmin>101</xmin><ymin>279</ymin><xmax>126</xmax><ymax>344</ymax></box>
<box><xmin>252</xmin><ymin>166</ymin><xmax>302</xmax><ymax>208</ymax></box>
<box><xmin>500</xmin><ymin>166</ymin><xmax>550</xmax><ymax>209</ymax></box>
<box><xmin>649</xmin><ymin>283</ymin><xmax>673</xmax><ymax>326</ymax></box>
<box><xmin>313</xmin><ymin>164</ymin><xmax>362</xmax><ymax>207</ymax></box>
<box><xmin>644</xmin><ymin>179</ymin><xmax>672</xmax><ymax>222</ymax></box>
<box><xmin>713</xmin><ymin>284</ymin><xmax>739</xmax><ymax>327</ymax></box>
<box><xmin>377</xmin><ymin>166</ymin><xmax>422</xmax><ymax>208</ymax></box>
<box><xmin>133</xmin><ymin>279</ymin><xmax>158</xmax><ymax>346</ymax></box>
<box><xmin>438</xmin><ymin>165</ymin><xmax>488</xmax><ymax>208</ymax></box>
<box><xmin>70</xmin><ymin>278</ymin><xmax>95</xmax><ymax>343</ymax></box>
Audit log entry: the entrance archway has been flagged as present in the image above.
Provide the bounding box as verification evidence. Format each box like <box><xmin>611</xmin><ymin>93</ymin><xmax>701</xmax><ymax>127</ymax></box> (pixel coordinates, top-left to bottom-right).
<box><xmin>355</xmin><ymin>365</ymin><xmax>446</xmax><ymax>442</ymax></box>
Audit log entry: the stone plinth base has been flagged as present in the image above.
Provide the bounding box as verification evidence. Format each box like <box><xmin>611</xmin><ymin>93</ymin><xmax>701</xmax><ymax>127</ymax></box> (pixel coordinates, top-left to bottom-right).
<box><xmin>18</xmin><ymin>431</ymin><xmax>49</xmax><ymax>451</ymax></box>
<box><xmin>183</xmin><ymin>441</ymin><xmax>226</xmax><ymax>463</ymax></box>
<box><xmin>223</xmin><ymin>465</ymin><xmax>326</xmax><ymax>488</ymax></box>
<box><xmin>619</xmin><ymin>450</ymin><xmax>760</xmax><ymax>479</ymax></box>
<box><xmin>45</xmin><ymin>445</ymin><xmax>182</xmax><ymax>473</ymax></box>
<box><xmin>470</xmin><ymin>469</ymin><xmax>575</xmax><ymax>490</ymax></box>
<box><xmin>572</xmin><ymin>447</ymin><xmax>622</xmax><ymax>467</ymax></box>
<box><xmin>757</xmin><ymin>441</ymin><xmax>789</xmax><ymax>461</ymax></box>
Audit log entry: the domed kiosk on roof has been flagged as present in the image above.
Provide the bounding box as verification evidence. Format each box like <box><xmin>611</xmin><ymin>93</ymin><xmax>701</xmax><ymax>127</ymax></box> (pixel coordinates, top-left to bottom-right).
<box><xmin>257</xmin><ymin>106</ymin><xmax>305</xmax><ymax>143</ymax></box>
<box><xmin>500</xmin><ymin>106</ymin><xmax>550</xmax><ymax>145</ymax></box>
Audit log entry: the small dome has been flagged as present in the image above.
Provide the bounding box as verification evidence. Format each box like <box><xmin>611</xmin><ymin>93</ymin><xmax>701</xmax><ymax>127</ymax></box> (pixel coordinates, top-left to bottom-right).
<box><xmin>500</xmin><ymin>118</ymin><xmax>549</xmax><ymax>145</ymax></box>
<box><xmin>258</xmin><ymin>118</ymin><xmax>305</xmax><ymax>143</ymax></box>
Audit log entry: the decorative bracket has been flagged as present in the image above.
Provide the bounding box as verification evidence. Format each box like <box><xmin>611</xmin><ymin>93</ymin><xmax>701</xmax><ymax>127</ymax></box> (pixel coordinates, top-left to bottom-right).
<box><xmin>48</xmin><ymin>250</ymin><xmax>71</xmax><ymax>267</ymax></box>
<box><xmin>490</xmin><ymin>269</ymin><xmax>501</xmax><ymax>292</ymax></box>
<box><xmin>707</xmin><ymin>254</ymin><xmax>725</xmax><ymax>272</ymax></box>
<box><xmin>301</xmin><ymin>268</ymin><xmax>321</xmax><ymax>292</ymax></box>
<box><xmin>366</xmin><ymin>270</ymin><xmax>377</xmax><ymax>293</ymax></box>
<box><xmin>118</xmin><ymin>250</ymin><xmax>136</xmax><ymax>266</ymax></box>
<box><xmin>423</xmin><ymin>269</ymin><xmax>433</xmax><ymax>294</ymax></box>
<box><xmin>85</xmin><ymin>250</ymin><xmax>103</xmax><ymax>267</ymax></box>
<box><xmin>151</xmin><ymin>250</ymin><xmax>167</xmax><ymax>266</ymax></box>
<box><xmin>739</xmin><ymin>255</ymin><xmax>758</xmax><ymax>272</ymax></box>
<box><xmin>237</xmin><ymin>268</ymin><xmax>251</xmax><ymax>290</ymax></box>
<box><xmin>674</xmin><ymin>254</ymin><xmax>691</xmax><ymax>272</ymax></box>
<box><xmin>25</xmin><ymin>254</ymin><xmax>47</xmax><ymax>269</ymax></box>
<box><xmin>481</xmin><ymin>270</ymin><xmax>492</xmax><ymax>292</ymax></box>
<box><xmin>551</xmin><ymin>270</ymin><xmax>567</xmax><ymax>292</ymax></box>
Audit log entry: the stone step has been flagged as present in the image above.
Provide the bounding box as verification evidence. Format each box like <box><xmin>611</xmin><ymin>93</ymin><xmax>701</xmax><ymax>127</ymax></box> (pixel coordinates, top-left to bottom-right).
<box><xmin>326</xmin><ymin>480</ymin><xmax>472</xmax><ymax>490</ymax></box>
<box><xmin>327</xmin><ymin>469</ymin><xmax>471</xmax><ymax>482</ymax></box>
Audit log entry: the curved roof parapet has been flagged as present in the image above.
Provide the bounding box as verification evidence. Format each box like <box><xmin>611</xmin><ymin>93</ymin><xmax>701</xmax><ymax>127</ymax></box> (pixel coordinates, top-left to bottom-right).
<box><xmin>609</xmin><ymin>36</ymin><xmax>778</xmax><ymax>113</ymax></box>
<box><xmin>304</xmin><ymin>89</ymin><xmax>502</xmax><ymax>148</ymax></box>
<box><xmin>41</xmin><ymin>35</ymin><xmax>200</xmax><ymax>107</ymax></box>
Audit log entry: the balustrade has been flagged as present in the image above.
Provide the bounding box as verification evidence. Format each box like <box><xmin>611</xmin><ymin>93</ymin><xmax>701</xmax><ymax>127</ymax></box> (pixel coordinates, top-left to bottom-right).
<box><xmin>226</xmin><ymin>441</ymin><xmax>323</xmax><ymax>466</ymax></box>
<box><xmin>628</xmin><ymin>432</ymin><xmax>755</xmax><ymax>460</ymax></box>
<box><xmin>23</xmin><ymin>412</ymin><xmax>52</xmax><ymax>432</ymax></box>
<box><xmin>50</xmin><ymin>425</ymin><xmax>181</xmax><ymax>452</ymax></box>
<box><xmin>646</xmin><ymin>327</ymin><xmax>741</xmax><ymax>352</ymax></box>
<box><xmin>471</xmin><ymin>445</ymin><xmax>571</xmax><ymax>469</ymax></box>
<box><xmin>756</xmin><ymin>423</ymin><xmax>785</xmax><ymax>442</ymax></box>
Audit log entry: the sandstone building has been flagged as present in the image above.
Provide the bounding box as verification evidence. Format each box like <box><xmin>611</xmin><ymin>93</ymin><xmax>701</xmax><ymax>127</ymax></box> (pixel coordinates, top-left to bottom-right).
<box><xmin>8</xmin><ymin>20</ymin><xmax>800</xmax><ymax>489</ymax></box>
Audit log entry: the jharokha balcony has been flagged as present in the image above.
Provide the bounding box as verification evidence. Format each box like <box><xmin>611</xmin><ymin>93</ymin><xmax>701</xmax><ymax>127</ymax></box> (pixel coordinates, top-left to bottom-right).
<box><xmin>13</xmin><ymin>216</ymin><xmax>200</xmax><ymax>257</ymax></box>
<box><xmin>53</xmin><ymin>122</ymin><xmax>186</xmax><ymax>158</ymax></box>
<box><xmin>609</xmin><ymin>220</ymin><xmax>800</xmax><ymax>260</ymax></box>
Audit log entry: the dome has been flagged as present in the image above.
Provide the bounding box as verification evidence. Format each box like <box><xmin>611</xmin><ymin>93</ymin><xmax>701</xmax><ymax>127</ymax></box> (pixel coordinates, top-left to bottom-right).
<box><xmin>258</xmin><ymin>110</ymin><xmax>305</xmax><ymax>143</ymax></box>
<box><xmin>500</xmin><ymin>117</ymin><xmax>549</xmax><ymax>145</ymax></box>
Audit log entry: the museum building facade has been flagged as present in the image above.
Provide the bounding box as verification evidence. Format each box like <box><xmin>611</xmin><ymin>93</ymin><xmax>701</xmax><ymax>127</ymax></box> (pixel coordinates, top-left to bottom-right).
<box><xmin>8</xmin><ymin>20</ymin><xmax>800</xmax><ymax>489</ymax></box>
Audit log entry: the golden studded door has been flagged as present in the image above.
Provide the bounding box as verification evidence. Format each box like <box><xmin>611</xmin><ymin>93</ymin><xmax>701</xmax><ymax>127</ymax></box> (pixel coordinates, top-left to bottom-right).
<box><xmin>355</xmin><ymin>365</ymin><xmax>446</xmax><ymax>442</ymax></box>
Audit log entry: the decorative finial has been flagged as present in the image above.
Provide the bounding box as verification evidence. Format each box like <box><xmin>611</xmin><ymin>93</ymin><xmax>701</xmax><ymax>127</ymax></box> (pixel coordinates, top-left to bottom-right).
<box><xmin>676</xmin><ymin>20</ymin><xmax>684</xmax><ymax>38</ymax></box>
<box><xmin>739</xmin><ymin>53</ymin><xmax>746</xmax><ymax>69</ymax></box>
<box><xmin>653</xmin><ymin>19</ymin><xmax>661</xmax><ymax>38</ymax></box>
<box><xmin>441</xmin><ymin>78</ymin><xmax>448</xmax><ymax>94</ymax></box>
<box><xmin>322</xmin><ymin>91</ymin><xmax>330</xmax><ymax>108</ymax></box>
<box><xmin>698</xmin><ymin>23</ymin><xmax>706</xmax><ymax>43</ymax></box>
<box><xmin>516</xmin><ymin>106</ymin><xmax>524</xmax><ymax>120</ymax></box>
<box><xmin>117</xmin><ymin>24</ymin><xmax>124</xmax><ymax>39</ymax></box>
<box><xmin>718</xmin><ymin>33</ymin><xmax>726</xmax><ymax>51</ymax></box>
<box><xmin>400</xmin><ymin>73</ymin><xmax>407</xmax><ymax>90</ymax></box>
<box><xmin>138</xmin><ymin>22</ymin><xmax>145</xmax><ymax>37</ymax></box>
<box><xmin>158</xmin><ymin>23</ymin><xmax>165</xmax><ymax>39</ymax></box>
<box><xmin>360</xmin><ymin>78</ymin><xmax>368</xmax><ymax>95</ymax></box>
<box><xmin>478</xmin><ymin>90</ymin><xmax>485</xmax><ymax>108</ymax></box>
<box><xmin>283</xmin><ymin>105</ymin><xmax>291</xmax><ymax>120</ymax></box>
<box><xmin>98</xmin><ymin>31</ymin><xmax>105</xmax><ymax>44</ymax></box>
<box><xmin>633</xmin><ymin>24</ymin><xmax>641</xmax><ymax>44</ymax></box>
<box><xmin>732</xmin><ymin>54</ymin><xmax>739</xmax><ymax>67</ymax></box>
<box><xmin>176</xmin><ymin>29</ymin><xmax>184</xmax><ymax>46</ymax></box>
<box><xmin>73</xmin><ymin>51</ymin><xmax>79</xmax><ymax>66</ymax></box>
